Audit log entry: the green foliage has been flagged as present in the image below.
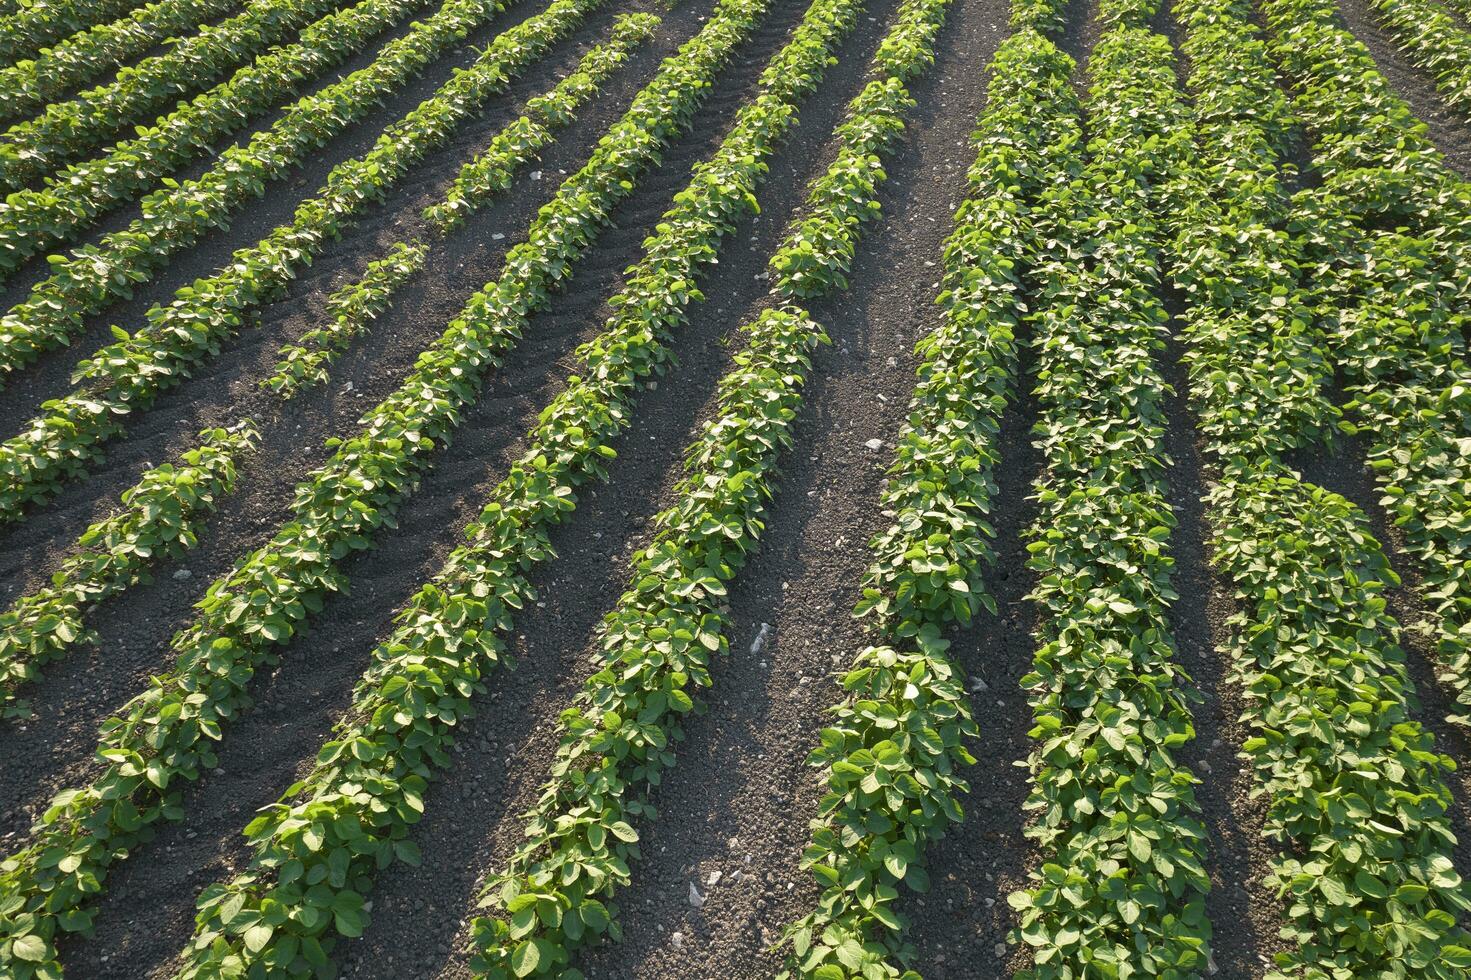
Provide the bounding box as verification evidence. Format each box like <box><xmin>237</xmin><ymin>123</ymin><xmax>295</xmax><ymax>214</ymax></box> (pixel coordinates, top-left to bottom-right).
<box><xmin>0</xmin><ymin>0</ymin><xmax>142</xmax><ymax>64</ymax></box>
<box><xmin>0</xmin><ymin>0</ymin><xmax>432</xmax><ymax>279</ymax></box>
<box><xmin>264</xmin><ymin>242</ymin><xmax>431</xmax><ymax>398</ymax></box>
<box><xmin>0</xmin><ymin>0</ymin><xmax>347</xmax><ymax>194</ymax></box>
<box><xmin>1264</xmin><ymin>0</ymin><xmax>1471</xmax><ymax>730</ymax></box>
<box><xmin>425</xmin><ymin>11</ymin><xmax>661</xmax><ymax>233</ymax></box>
<box><xmin>783</xmin><ymin>14</ymin><xmax>1078</xmax><ymax>979</ymax></box>
<box><xmin>467</xmin><ymin>0</ymin><xmax>965</xmax><ymax>973</ymax></box>
<box><xmin>0</xmin><ymin>425</ymin><xmax>254</xmax><ymax>718</ymax></box>
<box><xmin>1172</xmin><ymin>0</ymin><xmax>1471</xmax><ymax>975</ymax></box>
<box><xmin>0</xmin><ymin>0</ymin><xmax>495</xmax><ymax>380</ymax></box>
<box><xmin>0</xmin><ymin>0</ymin><xmax>237</xmax><ymax>124</ymax></box>
<box><xmin>1009</xmin><ymin>8</ymin><xmax>1213</xmax><ymax>978</ymax></box>
<box><xmin>0</xmin><ymin>3</ymin><xmax>765</xmax><ymax>976</ymax></box>
<box><xmin>1369</xmin><ymin>0</ymin><xmax>1471</xmax><ymax>114</ymax></box>
<box><xmin>263</xmin><ymin>10</ymin><xmax>657</xmax><ymax>397</ymax></box>
<box><xmin>0</xmin><ymin>0</ymin><xmax>606</xmax><ymax>522</ymax></box>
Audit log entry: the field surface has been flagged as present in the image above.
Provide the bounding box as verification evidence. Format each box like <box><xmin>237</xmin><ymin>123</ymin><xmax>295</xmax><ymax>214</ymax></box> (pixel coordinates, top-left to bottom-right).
<box><xmin>0</xmin><ymin>0</ymin><xmax>1470</xmax><ymax>976</ymax></box>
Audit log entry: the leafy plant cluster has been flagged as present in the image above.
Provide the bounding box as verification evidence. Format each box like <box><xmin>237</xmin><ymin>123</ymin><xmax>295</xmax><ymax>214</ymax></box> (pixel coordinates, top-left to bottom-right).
<box><xmin>768</xmin><ymin>0</ymin><xmax>946</xmax><ymax>303</ymax></box>
<box><xmin>1010</xmin><ymin>4</ymin><xmax>1214</xmax><ymax>977</ymax></box>
<box><xmin>1169</xmin><ymin>0</ymin><xmax>1334</xmax><ymax>467</ymax></box>
<box><xmin>264</xmin><ymin>9</ymin><xmax>659</xmax><ymax>396</ymax></box>
<box><xmin>0</xmin><ymin>0</ymin><xmax>503</xmax><ymax>381</ymax></box>
<box><xmin>1213</xmin><ymin>476</ymin><xmax>1471</xmax><ymax>978</ymax></box>
<box><xmin>0</xmin><ymin>0</ymin><xmax>236</xmax><ymax>124</ymax></box>
<box><xmin>263</xmin><ymin>242</ymin><xmax>431</xmax><ymax>398</ymax></box>
<box><xmin>0</xmin><ymin>0</ymin><xmax>141</xmax><ymax>65</ymax></box>
<box><xmin>1264</xmin><ymin>0</ymin><xmax>1471</xmax><ymax>726</ymax></box>
<box><xmin>462</xmin><ymin>0</ymin><xmax>954</xmax><ymax>972</ymax></box>
<box><xmin>472</xmin><ymin>307</ymin><xmax>825</xmax><ymax>980</ymax></box>
<box><xmin>167</xmin><ymin>3</ymin><xmax>813</xmax><ymax>969</ymax></box>
<box><xmin>284</xmin><ymin>11</ymin><xmax>660</xmax><ymax>397</ymax></box>
<box><xmin>1173</xmin><ymin>0</ymin><xmax>1471</xmax><ymax>975</ymax></box>
<box><xmin>458</xmin><ymin>0</ymin><xmax>964</xmax><ymax>971</ymax></box>
<box><xmin>0</xmin><ymin>0</ymin><xmax>772</xmax><ymax>972</ymax></box>
<box><xmin>0</xmin><ymin>0</ymin><xmax>433</xmax><ymax>280</ymax></box>
<box><xmin>424</xmin><ymin>8</ymin><xmax>661</xmax><ymax>233</ymax></box>
<box><xmin>1369</xmin><ymin>0</ymin><xmax>1471</xmax><ymax>114</ymax></box>
<box><xmin>0</xmin><ymin>0</ymin><xmax>346</xmax><ymax>193</ymax></box>
<box><xmin>781</xmin><ymin>17</ymin><xmax>1079</xmax><ymax>980</ymax></box>
<box><xmin>0</xmin><ymin>0</ymin><xmax>608</xmax><ymax>521</ymax></box>
<box><xmin>0</xmin><ymin>425</ymin><xmax>253</xmax><ymax>720</ymax></box>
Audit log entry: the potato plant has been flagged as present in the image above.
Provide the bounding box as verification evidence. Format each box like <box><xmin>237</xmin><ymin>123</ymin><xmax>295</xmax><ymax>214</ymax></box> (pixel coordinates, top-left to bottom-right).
<box><xmin>0</xmin><ymin>2</ymin><xmax>768</xmax><ymax>974</ymax></box>
<box><xmin>782</xmin><ymin>6</ymin><xmax>1079</xmax><ymax>976</ymax></box>
<box><xmin>0</xmin><ymin>0</ymin><xmax>433</xmax><ymax>279</ymax></box>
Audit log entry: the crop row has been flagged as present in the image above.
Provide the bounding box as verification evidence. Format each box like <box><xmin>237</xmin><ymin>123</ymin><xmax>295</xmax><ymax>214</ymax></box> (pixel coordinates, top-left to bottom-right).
<box><xmin>264</xmin><ymin>6</ymin><xmax>654</xmax><ymax>394</ymax></box>
<box><xmin>174</xmin><ymin>0</ymin><xmax>879</xmax><ymax>971</ymax></box>
<box><xmin>464</xmin><ymin>0</ymin><xmax>959</xmax><ymax>975</ymax></box>
<box><xmin>0</xmin><ymin>10</ymin><xmax>650</xmax><ymax>721</ymax></box>
<box><xmin>0</xmin><ymin>0</ymin><xmax>771</xmax><ymax>972</ymax></box>
<box><xmin>0</xmin><ymin>425</ymin><xmax>254</xmax><ymax>719</ymax></box>
<box><xmin>263</xmin><ymin>242</ymin><xmax>431</xmax><ymax>397</ymax></box>
<box><xmin>778</xmin><ymin>6</ymin><xmax>1076</xmax><ymax>978</ymax></box>
<box><xmin>0</xmin><ymin>0</ymin><xmax>503</xmax><ymax>381</ymax></box>
<box><xmin>0</xmin><ymin>0</ymin><xmax>346</xmax><ymax>193</ymax></box>
<box><xmin>1009</xmin><ymin>1</ymin><xmax>1214</xmax><ymax>976</ymax></box>
<box><xmin>1171</xmin><ymin>0</ymin><xmax>1471</xmax><ymax>974</ymax></box>
<box><xmin>0</xmin><ymin>0</ymin><xmax>433</xmax><ymax>279</ymax></box>
<box><xmin>0</xmin><ymin>0</ymin><xmax>237</xmax><ymax>124</ymax></box>
<box><xmin>0</xmin><ymin>0</ymin><xmax>429</xmax><ymax>281</ymax></box>
<box><xmin>0</xmin><ymin>0</ymin><xmax>143</xmax><ymax>65</ymax></box>
<box><xmin>1264</xmin><ymin>0</ymin><xmax>1471</xmax><ymax>724</ymax></box>
<box><xmin>1369</xmin><ymin>0</ymin><xmax>1471</xmax><ymax>113</ymax></box>
<box><xmin>0</xmin><ymin>0</ymin><xmax>608</xmax><ymax>521</ymax></box>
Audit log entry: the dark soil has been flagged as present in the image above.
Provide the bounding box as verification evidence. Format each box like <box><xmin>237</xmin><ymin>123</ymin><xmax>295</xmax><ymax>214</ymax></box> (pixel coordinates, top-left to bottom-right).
<box><xmin>4</xmin><ymin>0</ymin><xmax>1471</xmax><ymax>975</ymax></box>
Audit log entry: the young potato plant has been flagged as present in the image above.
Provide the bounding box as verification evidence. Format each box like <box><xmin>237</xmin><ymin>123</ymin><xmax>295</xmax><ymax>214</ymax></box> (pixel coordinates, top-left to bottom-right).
<box><xmin>781</xmin><ymin>8</ymin><xmax>1080</xmax><ymax>978</ymax></box>
<box><xmin>0</xmin><ymin>0</ymin><xmax>237</xmax><ymax>123</ymax></box>
<box><xmin>0</xmin><ymin>0</ymin><xmax>504</xmax><ymax>380</ymax></box>
<box><xmin>0</xmin><ymin>0</ymin><xmax>612</xmax><ymax>522</ymax></box>
<box><xmin>0</xmin><ymin>0</ymin><xmax>143</xmax><ymax>64</ymax></box>
<box><xmin>1369</xmin><ymin>0</ymin><xmax>1471</xmax><ymax>114</ymax></box>
<box><xmin>1174</xmin><ymin>0</ymin><xmax>1471</xmax><ymax>973</ymax></box>
<box><xmin>0</xmin><ymin>0</ymin><xmax>433</xmax><ymax>279</ymax></box>
<box><xmin>0</xmin><ymin>2</ymin><xmax>770</xmax><ymax>973</ymax></box>
<box><xmin>466</xmin><ymin>0</ymin><xmax>977</xmax><ymax>973</ymax></box>
<box><xmin>1008</xmin><ymin>3</ymin><xmax>1214</xmax><ymax>977</ymax></box>
<box><xmin>1264</xmin><ymin>0</ymin><xmax>1471</xmax><ymax>725</ymax></box>
<box><xmin>0</xmin><ymin>0</ymin><xmax>347</xmax><ymax>193</ymax></box>
<box><xmin>0</xmin><ymin>425</ymin><xmax>254</xmax><ymax>719</ymax></box>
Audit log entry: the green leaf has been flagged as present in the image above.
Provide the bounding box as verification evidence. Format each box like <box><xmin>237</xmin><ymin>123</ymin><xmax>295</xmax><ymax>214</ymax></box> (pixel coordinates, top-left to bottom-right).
<box><xmin>12</xmin><ymin>934</ymin><xmax>47</xmax><ymax>962</ymax></box>
<box><xmin>512</xmin><ymin>939</ymin><xmax>541</xmax><ymax>977</ymax></box>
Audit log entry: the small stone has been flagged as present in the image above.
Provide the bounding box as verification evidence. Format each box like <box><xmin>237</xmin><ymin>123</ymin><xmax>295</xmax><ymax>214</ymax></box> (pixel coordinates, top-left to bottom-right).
<box><xmin>995</xmin><ymin>943</ymin><xmax>1007</xmax><ymax>958</ymax></box>
<box><xmin>865</xmin><ymin>438</ymin><xmax>883</xmax><ymax>451</ymax></box>
<box><xmin>970</xmin><ymin>676</ymin><xmax>989</xmax><ymax>692</ymax></box>
<box><xmin>492</xmin><ymin>233</ymin><xmax>506</xmax><ymax>241</ymax></box>
<box><xmin>750</xmin><ymin>622</ymin><xmax>772</xmax><ymax>656</ymax></box>
<box><xmin>173</xmin><ymin>568</ymin><xmax>192</xmax><ymax>581</ymax></box>
<box><xmin>707</xmin><ymin>870</ymin><xmax>722</xmax><ymax>887</ymax></box>
<box><xmin>531</xmin><ymin>170</ymin><xmax>543</xmax><ymax>180</ymax></box>
<box><xmin>688</xmin><ymin>882</ymin><xmax>705</xmax><ymax>909</ymax></box>
<box><xmin>671</xmin><ymin>931</ymin><xmax>685</xmax><ymax>948</ymax></box>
